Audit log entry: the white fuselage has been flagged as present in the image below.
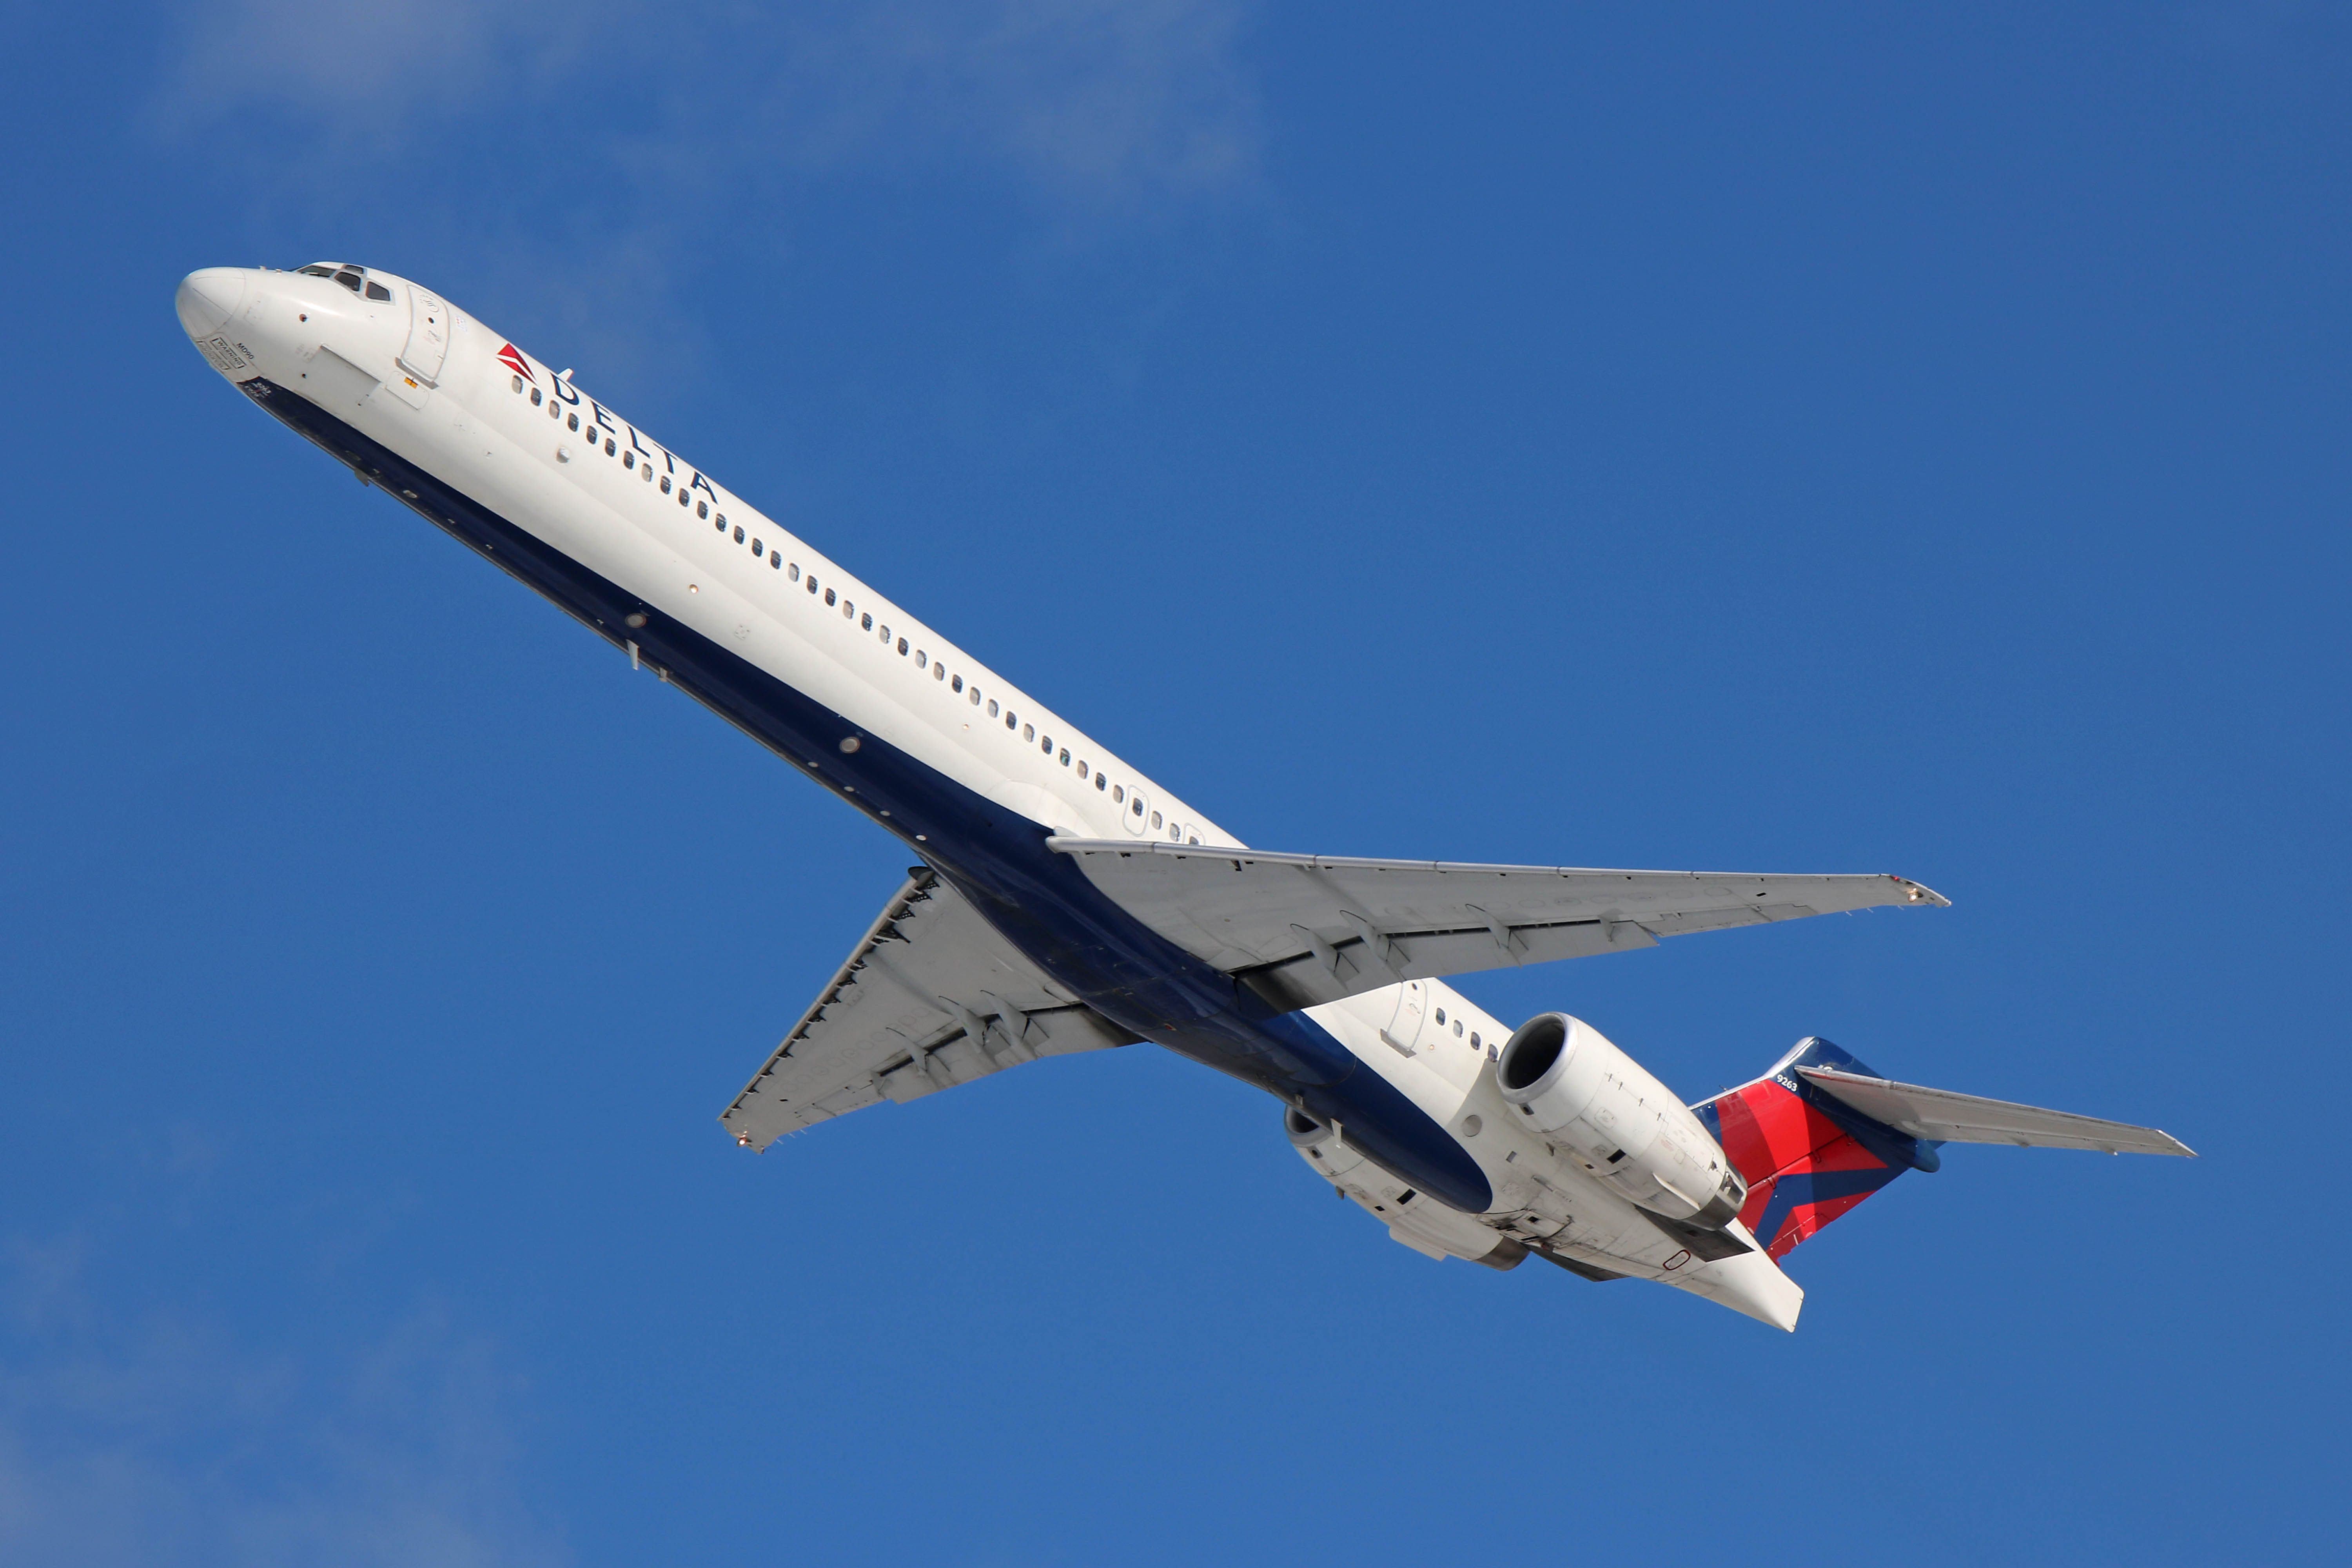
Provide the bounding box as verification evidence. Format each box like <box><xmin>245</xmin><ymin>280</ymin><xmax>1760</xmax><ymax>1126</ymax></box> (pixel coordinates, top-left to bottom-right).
<box><xmin>175</xmin><ymin>262</ymin><xmax>1802</xmax><ymax>1327</ymax></box>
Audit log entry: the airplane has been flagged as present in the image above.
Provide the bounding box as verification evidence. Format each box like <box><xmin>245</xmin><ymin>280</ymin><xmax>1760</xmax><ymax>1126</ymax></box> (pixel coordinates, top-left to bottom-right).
<box><xmin>174</xmin><ymin>261</ymin><xmax>2194</xmax><ymax>1330</ymax></box>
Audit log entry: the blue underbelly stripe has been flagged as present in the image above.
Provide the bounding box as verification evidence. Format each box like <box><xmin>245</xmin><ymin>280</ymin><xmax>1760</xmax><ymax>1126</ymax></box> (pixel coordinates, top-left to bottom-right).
<box><xmin>242</xmin><ymin>380</ymin><xmax>1495</xmax><ymax>1214</ymax></box>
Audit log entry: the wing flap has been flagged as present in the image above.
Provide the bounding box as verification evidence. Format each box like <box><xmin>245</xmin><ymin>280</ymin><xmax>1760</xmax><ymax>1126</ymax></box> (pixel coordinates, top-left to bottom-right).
<box><xmin>1046</xmin><ymin>838</ymin><xmax>1943</xmax><ymax>1006</ymax></box>
<box><xmin>1795</xmin><ymin>1066</ymin><xmax>2196</xmax><ymax>1156</ymax></box>
<box><xmin>719</xmin><ymin>871</ymin><xmax>1137</xmax><ymax>1150</ymax></box>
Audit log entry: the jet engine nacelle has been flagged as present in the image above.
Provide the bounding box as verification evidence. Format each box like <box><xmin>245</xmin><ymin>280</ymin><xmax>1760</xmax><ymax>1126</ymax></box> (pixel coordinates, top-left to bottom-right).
<box><xmin>1497</xmin><ymin>1012</ymin><xmax>1747</xmax><ymax>1227</ymax></box>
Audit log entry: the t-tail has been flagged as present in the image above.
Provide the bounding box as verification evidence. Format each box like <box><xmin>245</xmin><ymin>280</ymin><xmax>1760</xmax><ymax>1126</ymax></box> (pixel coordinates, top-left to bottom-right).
<box><xmin>1694</xmin><ymin>1038</ymin><xmax>2195</xmax><ymax>1263</ymax></box>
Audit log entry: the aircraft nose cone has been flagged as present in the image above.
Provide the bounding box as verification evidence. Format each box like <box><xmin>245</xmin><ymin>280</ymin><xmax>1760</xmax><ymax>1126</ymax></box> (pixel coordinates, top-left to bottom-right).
<box><xmin>175</xmin><ymin>267</ymin><xmax>249</xmax><ymax>337</ymax></box>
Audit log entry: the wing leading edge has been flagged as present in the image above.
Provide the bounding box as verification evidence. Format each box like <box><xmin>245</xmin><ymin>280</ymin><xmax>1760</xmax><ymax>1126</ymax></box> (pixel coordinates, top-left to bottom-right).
<box><xmin>720</xmin><ymin>870</ymin><xmax>1138</xmax><ymax>1151</ymax></box>
<box><xmin>1045</xmin><ymin>838</ymin><xmax>1945</xmax><ymax>1009</ymax></box>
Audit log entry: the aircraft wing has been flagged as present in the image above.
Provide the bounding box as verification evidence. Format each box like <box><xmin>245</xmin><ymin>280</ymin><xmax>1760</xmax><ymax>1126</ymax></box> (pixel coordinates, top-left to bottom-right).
<box><xmin>1047</xmin><ymin>838</ymin><xmax>1945</xmax><ymax>1010</ymax></box>
<box><xmin>1796</xmin><ymin>1066</ymin><xmax>2196</xmax><ymax>1156</ymax></box>
<box><xmin>719</xmin><ymin>870</ymin><xmax>1138</xmax><ymax>1151</ymax></box>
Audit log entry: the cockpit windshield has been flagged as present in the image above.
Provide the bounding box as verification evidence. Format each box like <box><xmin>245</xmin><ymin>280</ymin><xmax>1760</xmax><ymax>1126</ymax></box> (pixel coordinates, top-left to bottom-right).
<box><xmin>297</xmin><ymin>262</ymin><xmax>390</xmax><ymax>300</ymax></box>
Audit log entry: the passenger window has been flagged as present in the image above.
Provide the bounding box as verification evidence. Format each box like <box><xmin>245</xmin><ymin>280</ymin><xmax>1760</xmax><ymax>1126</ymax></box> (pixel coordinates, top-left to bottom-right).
<box><xmin>1132</xmin><ymin>799</ymin><xmax>1145</xmax><ymax>818</ymax></box>
<box><xmin>511</xmin><ymin>376</ymin><xmax>524</xmax><ymax>394</ymax></box>
<box><xmin>699</xmin><ymin>501</ymin><xmax>710</xmax><ymax>519</ymax></box>
<box><xmin>1151</xmin><ymin>811</ymin><xmax>1163</xmax><ymax>828</ymax></box>
<box><xmin>969</xmin><ymin>687</ymin><xmax>981</xmax><ymax>706</ymax></box>
<box><xmin>733</xmin><ymin>526</ymin><xmax>745</xmax><ymax>543</ymax></box>
<box><xmin>862</xmin><ymin>613</ymin><xmax>873</xmax><ymax>630</ymax></box>
<box><xmin>568</xmin><ymin>413</ymin><xmax>580</xmax><ymax>431</ymax></box>
<box><xmin>914</xmin><ymin>650</ymin><xmax>925</xmax><ymax>667</ymax></box>
<box><xmin>623</xmin><ymin>451</ymin><xmax>634</xmax><ymax>468</ymax></box>
<box><xmin>897</xmin><ymin>639</ymin><xmax>908</xmax><ymax>654</ymax></box>
<box><xmin>935</xmin><ymin>663</ymin><xmax>946</xmax><ymax>680</ymax></box>
<box><xmin>1095</xmin><ymin>773</ymin><xmax>1107</xmax><ymax>790</ymax></box>
<box><xmin>789</xmin><ymin>564</ymin><xmax>800</xmax><ymax>581</ymax></box>
<box><xmin>951</xmin><ymin>675</ymin><xmax>962</xmax><ymax>693</ymax></box>
<box><xmin>642</xmin><ymin>466</ymin><xmax>653</xmax><ymax>482</ymax></box>
<box><xmin>1454</xmin><ymin>1021</ymin><xmax>1465</xmax><ymax>1037</ymax></box>
<box><xmin>1112</xmin><ymin>785</ymin><xmax>1123</xmax><ymax>803</ymax></box>
<box><xmin>531</xmin><ymin>388</ymin><xmax>544</xmax><ymax>406</ymax></box>
<box><xmin>365</xmin><ymin>281</ymin><xmax>392</xmax><ymax>301</ymax></box>
<box><xmin>1077</xmin><ymin>762</ymin><xmax>1089</xmax><ymax>779</ymax></box>
<box><xmin>659</xmin><ymin>475</ymin><xmax>670</xmax><ymax>492</ymax></box>
<box><xmin>1005</xmin><ymin>713</ymin><xmax>1017</xmax><ymax>730</ymax></box>
<box><xmin>1470</xmin><ymin>1032</ymin><xmax>1481</xmax><ymax>1049</ymax></box>
<box><xmin>770</xmin><ymin>552</ymin><xmax>780</xmax><ymax>568</ymax></box>
<box><xmin>1058</xmin><ymin>749</ymin><xmax>1069</xmax><ymax>765</ymax></box>
<box><xmin>842</xmin><ymin>601</ymin><xmax>853</xmax><ymax>619</ymax></box>
<box><xmin>604</xmin><ymin>438</ymin><xmax>616</xmax><ymax>456</ymax></box>
<box><xmin>1435</xmin><ymin>1009</ymin><xmax>1446</xmax><ymax>1026</ymax></box>
<box><xmin>678</xmin><ymin>489</ymin><xmax>689</xmax><ymax>506</ymax></box>
<box><xmin>825</xmin><ymin>588</ymin><xmax>836</xmax><ymax>606</ymax></box>
<box><xmin>987</xmin><ymin>700</ymin><xmax>999</xmax><ymax>718</ymax></box>
<box><xmin>1022</xmin><ymin>724</ymin><xmax>1034</xmax><ymax>741</ymax></box>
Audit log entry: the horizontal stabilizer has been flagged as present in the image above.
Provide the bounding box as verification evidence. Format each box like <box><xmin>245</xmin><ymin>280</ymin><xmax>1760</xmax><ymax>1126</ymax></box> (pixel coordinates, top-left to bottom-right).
<box><xmin>1046</xmin><ymin>838</ymin><xmax>1945</xmax><ymax>1007</ymax></box>
<box><xmin>1795</xmin><ymin>1066</ymin><xmax>2195</xmax><ymax>1157</ymax></box>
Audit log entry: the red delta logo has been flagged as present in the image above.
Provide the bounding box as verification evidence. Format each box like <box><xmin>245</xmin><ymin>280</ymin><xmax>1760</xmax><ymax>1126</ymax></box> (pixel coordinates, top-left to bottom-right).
<box><xmin>497</xmin><ymin>343</ymin><xmax>534</xmax><ymax>383</ymax></box>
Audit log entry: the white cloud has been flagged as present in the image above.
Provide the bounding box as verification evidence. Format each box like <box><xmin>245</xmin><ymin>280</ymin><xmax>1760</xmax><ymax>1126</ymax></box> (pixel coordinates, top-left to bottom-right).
<box><xmin>170</xmin><ymin>0</ymin><xmax>1259</xmax><ymax>203</ymax></box>
<box><xmin>0</xmin><ymin>1265</ymin><xmax>563</xmax><ymax>1568</ymax></box>
<box><xmin>174</xmin><ymin>0</ymin><xmax>527</xmax><ymax>118</ymax></box>
<box><xmin>753</xmin><ymin>0</ymin><xmax>1260</xmax><ymax>199</ymax></box>
<box><xmin>159</xmin><ymin>0</ymin><xmax>1263</xmax><ymax>414</ymax></box>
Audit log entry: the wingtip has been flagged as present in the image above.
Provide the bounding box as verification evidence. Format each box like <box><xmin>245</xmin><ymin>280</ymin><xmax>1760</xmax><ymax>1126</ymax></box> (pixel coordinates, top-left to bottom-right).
<box><xmin>1895</xmin><ymin>877</ymin><xmax>1951</xmax><ymax>907</ymax></box>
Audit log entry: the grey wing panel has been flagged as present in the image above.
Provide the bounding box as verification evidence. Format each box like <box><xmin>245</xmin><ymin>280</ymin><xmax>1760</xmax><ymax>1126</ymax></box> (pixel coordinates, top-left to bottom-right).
<box><xmin>1795</xmin><ymin>1067</ymin><xmax>2195</xmax><ymax>1156</ymax></box>
<box><xmin>719</xmin><ymin>871</ymin><xmax>1137</xmax><ymax>1151</ymax></box>
<box><xmin>1045</xmin><ymin>838</ymin><xmax>1945</xmax><ymax>1009</ymax></box>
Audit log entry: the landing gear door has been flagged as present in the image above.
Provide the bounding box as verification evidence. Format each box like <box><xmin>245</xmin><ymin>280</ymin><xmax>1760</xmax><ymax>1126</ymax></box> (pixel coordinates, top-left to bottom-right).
<box><xmin>399</xmin><ymin>285</ymin><xmax>451</xmax><ymax>387</ymax></box>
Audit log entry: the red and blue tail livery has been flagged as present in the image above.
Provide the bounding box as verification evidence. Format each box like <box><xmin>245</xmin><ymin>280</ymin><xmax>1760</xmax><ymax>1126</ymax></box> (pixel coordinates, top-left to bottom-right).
<box><xmin>1697</xmin><ymin>1039</ymin><xmax>1935</xmax><ymax>1260</ymax></box>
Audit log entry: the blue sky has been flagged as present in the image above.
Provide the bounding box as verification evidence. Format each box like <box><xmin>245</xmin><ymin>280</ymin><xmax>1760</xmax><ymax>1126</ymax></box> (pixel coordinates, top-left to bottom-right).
<box><xmin>2</xmin><ymin>4</ymin><xmax>2345</xmax><ymax>1563</ymax></box>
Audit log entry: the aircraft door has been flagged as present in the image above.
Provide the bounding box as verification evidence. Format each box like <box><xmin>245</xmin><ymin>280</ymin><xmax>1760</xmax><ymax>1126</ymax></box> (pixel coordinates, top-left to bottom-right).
<box><xmin>399</xmin><ymin>285</ymin><xmax>451</xmax><ymax>386</ymax></box>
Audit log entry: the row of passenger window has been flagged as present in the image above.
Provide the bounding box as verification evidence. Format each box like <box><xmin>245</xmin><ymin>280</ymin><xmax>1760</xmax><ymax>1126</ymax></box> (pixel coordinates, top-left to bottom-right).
<box><xmin>779</xmin><ymin>562</ymin><xmax>1196</xmax><ymax>841</ymax></box>
<box><xmin>509</xmin><ymin>373</ymin><xmax>1197</xmax><ymax>842</ymax></box>
<box><xmin>1429</xmin><ymin>1005</ymin><xmax>1483</xmax><ymax>1052</ymax></box>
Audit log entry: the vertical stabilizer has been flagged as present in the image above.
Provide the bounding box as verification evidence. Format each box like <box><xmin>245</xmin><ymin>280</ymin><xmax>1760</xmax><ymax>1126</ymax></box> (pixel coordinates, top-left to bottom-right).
<box><xmin>1693</xmin><ymin>1038</ymin><xmax>1939</xmax><ymax>1261</ymax></box>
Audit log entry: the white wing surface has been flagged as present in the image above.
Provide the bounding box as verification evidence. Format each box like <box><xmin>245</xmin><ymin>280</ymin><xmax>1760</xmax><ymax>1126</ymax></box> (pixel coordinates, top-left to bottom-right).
<box><xmin>1046</xmin><ymin>838</ymin><xmax>1946</xmax><ymax>1010</ymax></box>
<box><xmin>1796</xmin><ymin>1066</ymin><xmax>2196</xmax><ymax>1156</ymax></box>
<box><xmin>720</xmin><ymin>871</ymin><xmax>1137</xmax><ymax>1151</ymax></box>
